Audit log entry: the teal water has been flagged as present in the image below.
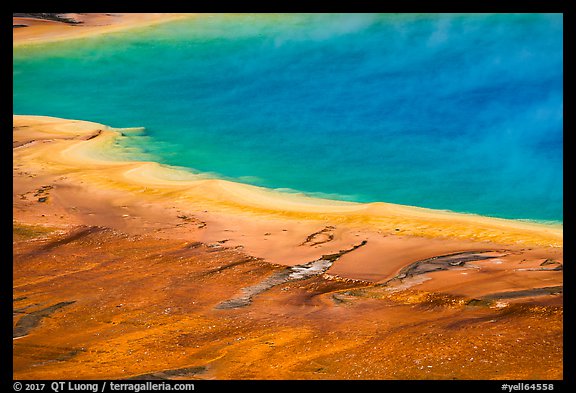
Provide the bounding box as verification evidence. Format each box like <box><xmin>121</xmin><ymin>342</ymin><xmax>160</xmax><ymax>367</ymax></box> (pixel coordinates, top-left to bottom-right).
<box><xmin>13</xmin><ymin>13</ymin><xmax>563</xmax><ymax>222</ymax></box>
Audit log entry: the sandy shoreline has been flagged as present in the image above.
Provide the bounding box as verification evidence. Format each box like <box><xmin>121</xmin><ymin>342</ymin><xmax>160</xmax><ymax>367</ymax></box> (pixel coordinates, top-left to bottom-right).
<box><xmin>13</xmin><ymin>15</ymin><xmax>563</xmax><ymax>380</ymax></box>
<box><xmin>13</xmin><ymin>13</ymin><xmax>192</xmax><ymax>47</ymax></box>
<box><xmin>13</xmin><ymin>113</ymin><xmax>563</xmax><ymax>297</ymax></box>
<box><xmin>13</xmin><ymin>115</ymin><xmax>562</xmax><ymax>249</ymax></box>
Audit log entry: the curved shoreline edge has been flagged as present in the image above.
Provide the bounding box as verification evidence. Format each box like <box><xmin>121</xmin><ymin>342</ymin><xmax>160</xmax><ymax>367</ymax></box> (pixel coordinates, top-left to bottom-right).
<box><xmin>12</xmin><ymin>12</ymin><xmax>562</xmax><ymax>248</ymax></box>
<box><xmin>13</xmin><ymin>115</ymin><xmax>562</xmax><ymax>248</ymax></box>
<box><xmin>13</xmin><ymin>13</ymin><xmax>193</xmax><ymax>47</ymax></box>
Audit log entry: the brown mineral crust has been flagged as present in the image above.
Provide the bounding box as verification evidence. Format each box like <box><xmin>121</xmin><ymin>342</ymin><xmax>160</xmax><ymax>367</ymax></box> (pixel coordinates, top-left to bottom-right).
<box><xmin>13</xmin><ymin>108</ymin><xmax>562</xmax><ymax>378</ymax></box>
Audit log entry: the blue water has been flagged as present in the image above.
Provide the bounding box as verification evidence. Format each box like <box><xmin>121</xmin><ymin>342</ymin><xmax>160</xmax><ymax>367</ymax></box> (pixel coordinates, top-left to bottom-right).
<box><xmin>13</xmin><ymin>13</ymin><xmax>563</xmax><ymax>222</ymax></box>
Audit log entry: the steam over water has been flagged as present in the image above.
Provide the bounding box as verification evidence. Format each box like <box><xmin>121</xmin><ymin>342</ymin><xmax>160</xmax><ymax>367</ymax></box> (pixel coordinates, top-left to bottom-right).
<box><xmin>13</xmin><ymin>13</ymin><xmax>563</xmax><ymax>222</ymax></box>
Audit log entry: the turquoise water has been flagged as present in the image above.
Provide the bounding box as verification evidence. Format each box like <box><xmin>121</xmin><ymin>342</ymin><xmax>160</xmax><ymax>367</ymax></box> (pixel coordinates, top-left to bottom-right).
<box><xmin>13</xmin><ymin>13</ymin><xmax>563</xmax><ymax>222</ymax></box>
